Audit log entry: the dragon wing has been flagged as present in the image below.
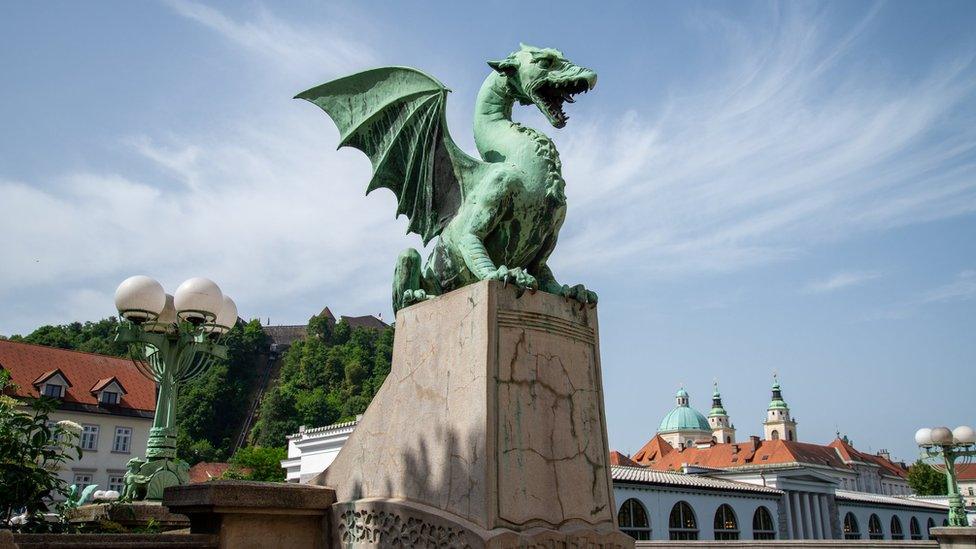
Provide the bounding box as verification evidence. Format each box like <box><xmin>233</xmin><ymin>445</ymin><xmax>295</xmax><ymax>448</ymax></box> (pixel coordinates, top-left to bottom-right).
<box><xmin>297</xmin><ymin>67</ymin><xmax>481</xmax><ymax>244</ymax></box>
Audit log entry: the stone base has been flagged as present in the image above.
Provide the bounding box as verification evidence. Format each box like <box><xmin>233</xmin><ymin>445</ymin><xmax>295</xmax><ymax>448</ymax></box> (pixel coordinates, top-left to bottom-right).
<box><xmin>332</xmin><ymin>498</ymin><xmax>634</xmax><ymax>548</ymax></box>
<box><xmin>313</xmin><ymin>280</ymin><xmax>630</xmax><ymax>546</ymax></box>
<box><xmin>67</xmin><ymin>501</ymin><xmax>189</xmax><ymax>531</ymax></box>
<box><xmin>163</xmin><ymin>480</ymin><xmax>335</xmax><ymax>549</ymax></box>
<box><xmin>931</xmin><ymin>526</ymin><xmax>976</xmax><ymax>548</ymax></box>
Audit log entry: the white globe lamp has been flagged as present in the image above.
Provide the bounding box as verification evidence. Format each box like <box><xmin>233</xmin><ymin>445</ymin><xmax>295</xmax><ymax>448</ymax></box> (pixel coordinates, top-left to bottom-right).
<box><xmin>210</xmin><ymin>295</ymin><xmax>239</xmax><ymax>334</ymax></box>
<box><xmin>114</xmin><ymin>275</ymin><xmax>166</xmax><ymax>323</ymax></box>
<box><xmin>930</xmin><ymin>426</ymin><xmax>953</xmax><ymax>446</ymax></box>
<box><xmin>914</xmin><ymin>427</ymin><xmax>933</xmax><ymax>447</ymax></box>
<box><xmin>952</xmin><ymin>425</ymin><xmax>976</xmax><ymax>446</ymax></box>
<box><xmin>174</xmin><ymin>278</ymin><xmax>223</xmax><ymax>324</ymax></box>
<box><xmin>145</xmin><ymin>294</ymin><xmax>177</xmax><ymax>333</ymax></box>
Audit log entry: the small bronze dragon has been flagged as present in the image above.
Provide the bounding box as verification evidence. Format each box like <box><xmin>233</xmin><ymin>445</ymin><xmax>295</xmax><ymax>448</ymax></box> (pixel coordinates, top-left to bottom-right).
<box><xmin>298</xmin><ymin>44</ymin><xmax>598</xmax><ymax>312</ymax></box>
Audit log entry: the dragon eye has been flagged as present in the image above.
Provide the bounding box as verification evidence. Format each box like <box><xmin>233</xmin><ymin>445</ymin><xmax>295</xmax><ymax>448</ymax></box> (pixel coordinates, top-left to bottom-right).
<box><xmin>537</xmin><ymin>58</ymin><xmax>553</xmax><ymax>69</ymax></box>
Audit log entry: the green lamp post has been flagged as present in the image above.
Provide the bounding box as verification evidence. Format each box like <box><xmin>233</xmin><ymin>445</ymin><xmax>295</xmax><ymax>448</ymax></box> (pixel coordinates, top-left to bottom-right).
<box><xmin>113</xmin><ymin>275</ymin><xmax>237</xmax><ymax>500</ymax></box>
<box><xmin>915</xmin><ymin>425</ymin><xmax>976</xmax><ymax>527</ymax></box>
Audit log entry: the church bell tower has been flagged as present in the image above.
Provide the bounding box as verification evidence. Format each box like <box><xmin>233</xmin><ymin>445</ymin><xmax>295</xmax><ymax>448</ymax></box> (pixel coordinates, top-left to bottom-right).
<box><xmin>708</xmin><ymin>380</ymin><xmax>736</xmax><ymax>444</ymax></box>
<box><xmin>763</xmin><ymin>373</ymin><xmax>797</xmax><ymax>441</ymax></box>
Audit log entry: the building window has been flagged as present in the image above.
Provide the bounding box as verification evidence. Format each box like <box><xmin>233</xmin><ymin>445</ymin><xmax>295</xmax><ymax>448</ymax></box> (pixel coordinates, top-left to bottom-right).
<box><xmin>843</xmin><ymin>512</ymin><xmax>860</xmax><ymax>539</ymax></box>
<box><xmin>42</xmin><ymin>383</ymin><xmax>63</xmax><ymax>398</ymax></box>
<box><xmin>713</xmin><ymin>504</ymin><xmax>739</xmax><ymax>540</ymax></box>
<box><xmin>771</xmin><ymin>430</ymin><xmax>779</xmax><ymax>440</ymax></box>
<box><xmin>891</xmin><ymin>516</ymin><xmax>904</xmax><ymax>540</ymax></box>
<box><xmin>113</xmin><ymin>427</ymin><xmax>132</xmax><ymax>453</ymax></box>
<box><xmin>927</xmin><ymin>518</ymin><xmax>936</xmax><ymax>538</ymax></box>
<box><xmin>942</xmin><ymin>519</ymin><xmax>949</xmax><ymax>526</ymax></box>
<box><xmin>668</xmin><ymin>501</ymin><xmax>698</xmax><ymax>540</ymax></box>
<box><xmin>80</xmin><ymin>424</ymin><xmax>99</xmax><ymax>451</ymax></box>
<box><xmin>868</xmin><ymin>513</ymin><xmax>883</xmax><ymax>539</ymax></box>
<box><xmin>617</xmin><ymin>498</ymin><xmax>651</xmax><ymax>540</ymax></box>
<box><xmin>787</xmin><ymin>430</ymin><xmax>794</xmax><ymax>441</ymax></box>
<box><xmin>100</xmin><ymin>391</ymin><xmax>119</xmax><ymax>405</ymax></box>
<box><xmin>752</xmin><ymin>506</ymin><xmax>776</xmax><ymax>540</ymax></box>
<box><xmin>910</xmin><ymin>517</ymin><xmax>922</xmax><ymax>540</ymax></box>
<box><xmin>108</xmin><ymin>475</ymin><xmax>125</xmax><ymax>493</ymax></box>
<box><xmin>72</xmin><ymin>473</ymin><xmax>93</xmax><ymax>489</ymax></box>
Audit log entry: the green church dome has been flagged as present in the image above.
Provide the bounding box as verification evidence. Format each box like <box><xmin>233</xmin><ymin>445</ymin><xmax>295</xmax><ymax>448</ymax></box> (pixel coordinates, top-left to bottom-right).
<box><xmin>658</xmin><ymin>389</ymin><xmax>711</xmax><ymax>433</ymax></box>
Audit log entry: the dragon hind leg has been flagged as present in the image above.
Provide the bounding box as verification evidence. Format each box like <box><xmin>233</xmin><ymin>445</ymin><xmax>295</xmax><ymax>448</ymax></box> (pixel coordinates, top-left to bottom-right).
<box><xmin>393</xmin><ymin>248</ymin><xmax>437</xmax><ymax>313</ymax></box>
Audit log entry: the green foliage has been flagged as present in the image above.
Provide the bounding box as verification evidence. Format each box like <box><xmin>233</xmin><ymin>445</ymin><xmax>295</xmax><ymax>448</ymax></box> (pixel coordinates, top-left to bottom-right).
<box><xmin>907</xmin><ymin>459</ymin><xmax>948</xmax><ymax>496</ymax></box>
<box><xmin>0</xmin><ymin>371</ymin><xmax>85</xmax><ymax>529</ymax></box>
<box><xmin>175</xmin><ymin>319</ymin><xmax>269</xmax><ymax>463</ymax></box>
<box><xmin>9</xmin><ymin>318</ymin><xmax>130</xmax><ymax>357</ymax></box>
<box><xmin>224</xmin><ymin>446</ymin><xmax>287</xmax><ymax>482</ymax></box>
<box><xmin>249</xmin><ymin>315</ymin><xmax>393</xmax><ymax>447</ymax></box>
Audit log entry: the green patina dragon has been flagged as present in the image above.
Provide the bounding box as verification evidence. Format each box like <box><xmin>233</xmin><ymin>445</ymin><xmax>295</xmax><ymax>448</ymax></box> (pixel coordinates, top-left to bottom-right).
<box><xmin>298</xmin><ymin>44</ymin><xmax>598</xmax><ymax>312</ymax></box>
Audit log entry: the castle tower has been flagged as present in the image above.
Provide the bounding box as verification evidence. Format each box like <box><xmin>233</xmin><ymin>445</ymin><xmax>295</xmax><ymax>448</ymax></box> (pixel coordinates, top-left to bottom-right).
<box><xmin>763</xmin><ymin>373</ymin><xmax>797</xmax><ymax>441</ymax></box>
<box><xmin>708</xmin><ymin>380</ymin><xmax>736</xmax><ymax>444</ymax></box>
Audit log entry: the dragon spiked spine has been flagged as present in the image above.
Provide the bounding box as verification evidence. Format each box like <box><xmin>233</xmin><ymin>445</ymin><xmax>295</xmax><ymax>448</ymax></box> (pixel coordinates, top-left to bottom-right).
<box><xmin>298</xmin><ymin>44</ymin><xmax>598</xmax><ymax>312</ymax></box>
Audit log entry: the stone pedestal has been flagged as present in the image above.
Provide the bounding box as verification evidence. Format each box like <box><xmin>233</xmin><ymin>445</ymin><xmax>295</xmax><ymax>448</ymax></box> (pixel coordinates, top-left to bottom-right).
<box><xmin>67</xmin><ymin>501</ymin><xmax>190</xmax><ymax>531</ymax></box>
<box><xmin>312</xmin><ymin>280</ymin><xmax>632</xmax><ymax>547</ymax></box>
<box><xmin>163</xmin><ymin>480</ymin><xmax>335</xmax><ymax>549</ymax></box>
<box><xmin>931</xmin><ymin>526</ymin><xmax>976</xmax><ymax>548</ymax></box>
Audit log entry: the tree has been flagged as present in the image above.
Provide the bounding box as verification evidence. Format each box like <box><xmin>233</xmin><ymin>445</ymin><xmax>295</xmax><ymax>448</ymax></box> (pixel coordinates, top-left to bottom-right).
<box><xmin>907</xmin><ymin>459</ymin><xmax>948</xmax><ymax>496</ymax></box>
<box><xmin>223</xmin><ymin>446</ymin><xmax>287</xmax><ymax>482</ymax></box>
<box><xmin>0</xmin><ymin>371</ymin><xmax>84</xmax><ymax>529</ymax></box>
<box><xmin>175</xmin><ymin>319</ymin><xmax>268</xmax><ymax>463</ymax></box>
<box><xmin>248</xmin><ymin>315</ymin><xmax>393</xmax><ymax>447</ymax></box>
<box><xmin>9</xmin><ymin>318</ymin><xmax>130</xmax><ymax>357</ymax></box>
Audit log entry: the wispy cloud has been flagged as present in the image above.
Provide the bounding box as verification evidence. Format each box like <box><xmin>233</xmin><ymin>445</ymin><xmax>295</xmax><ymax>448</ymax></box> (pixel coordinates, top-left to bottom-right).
<box><xmin>805</xmin><ymin>270</ymin><xmax>882</xmax><ymax>294</ymax></box>
<box><xmin>919</xmin><ymin>270</ymin><xmax>976</xmax><ymax>304</ymax></box>
<box><xmin>162</xmin><ymin>0</ymin><xmax>374</xmax><ymax>76</ymax></box>
<box><xmin>551</xmin><ymin>5</ymin><xmax>976</xmax><ymax>278</ymax></box>
<box><xmin>862</xmin><ymin>269</ymin><xmax>976</xmax><ymax>320</ymax></box>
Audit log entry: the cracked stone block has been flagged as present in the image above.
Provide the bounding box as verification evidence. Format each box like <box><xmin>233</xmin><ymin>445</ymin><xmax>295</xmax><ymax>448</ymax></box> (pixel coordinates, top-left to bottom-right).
<box><xmin>311</xmin><ymin>280</ymin><xmax>629</xmax><ymax>547</ymax></box>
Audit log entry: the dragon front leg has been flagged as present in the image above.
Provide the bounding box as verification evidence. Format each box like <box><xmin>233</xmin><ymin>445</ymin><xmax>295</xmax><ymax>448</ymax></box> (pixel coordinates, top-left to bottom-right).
<box><xmin>456</xmin><ymin>233</ymin><xmax>539</xmax><ymax>293</ymax></box>
<box><xmin>535</xmin><ymin>264</ymin><xmax>598</xmax><ymax>307</ymax></box>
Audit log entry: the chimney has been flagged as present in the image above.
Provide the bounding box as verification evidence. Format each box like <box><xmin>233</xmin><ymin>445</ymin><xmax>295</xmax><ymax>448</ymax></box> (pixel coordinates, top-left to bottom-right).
<box><xmin>750</xmin><ymin>435</ymin><xmax>761</xmax><ymax>451</ymax></box>
<box><xmin>877</xmin><ymin>449</ymin><xmax>891</xmax><ymax>461</ymax></box>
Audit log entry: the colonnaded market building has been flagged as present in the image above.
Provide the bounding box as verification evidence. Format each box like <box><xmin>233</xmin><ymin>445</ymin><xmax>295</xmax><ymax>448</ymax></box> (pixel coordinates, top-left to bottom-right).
<box><xmin>281</xmin><ymin>377</ymin><xmax>950</xmax><ymax>541</ymax></box>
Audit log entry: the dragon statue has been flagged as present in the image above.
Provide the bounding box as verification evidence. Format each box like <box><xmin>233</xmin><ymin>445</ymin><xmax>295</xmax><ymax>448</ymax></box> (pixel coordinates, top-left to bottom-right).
<box><xmin>298</xmin><ymin>44</ymin><xmax>598</xmax><ymax>312</ymax></box>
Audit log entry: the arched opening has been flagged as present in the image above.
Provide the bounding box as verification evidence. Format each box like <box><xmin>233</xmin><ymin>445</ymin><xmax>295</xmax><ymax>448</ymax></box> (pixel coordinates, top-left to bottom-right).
<box><xmin>669</xmin><ymin>501</ymin><xmax>698</xmax><ymax>540</ymax></box>
<box><xmin>787</xmin><ymin>430</ymin><xmax>794</xmax><ymax>441</ymax></box>
<box><xmin>752</xmin><ymin>506</ymin><xmax>776</xmax><ymax>540</ymax></box>
<box><xmin>713</xmin><ymin>504</ymin><xmax>739</xmax><ymax>540</ymax></box>
<box><xmin>942</xmin><ymin>519</ymin><xmax>949</xmax><ymax>526</ymax></box>
<box><xmin>725</xmin><ymin>435</ymin><xmax>731</xmax><ymax>443</ymax></box>
<box><xmin>868</xmin><ymin>514</ymin><xmax>883</xmax><ymax>540</ymax></box>
<box><xmin>771</xmin><ymin>430</ymin><xmax>780</xmax><ymax>440</ymax></box>
<box><xmin>617</xmin><ymin>498</ymin><xmax>651</xmax><ymax>540</ymax></box>
<box><xmin>843</xmin><ymin>512</ymin><xmax>861</xmax><ymax>540</ymax></box>
<box><xmin>927</xmin><ymin>518</ymin><xmax>936</xmax><ymax>538</ymax></box>
<box><xmin>891</xmin><ymin>516</ymin><xmax>904</xmax><ymax>540</ymax></box>
<box><xmin>686</xmin><ymin>439</ymin><xmax>694</xmax><ymax>448</ymax></box>
<box><xmin>909</xmin><ymin>517</ymin><xmax>921</xmax><ymax>540</ymax></box>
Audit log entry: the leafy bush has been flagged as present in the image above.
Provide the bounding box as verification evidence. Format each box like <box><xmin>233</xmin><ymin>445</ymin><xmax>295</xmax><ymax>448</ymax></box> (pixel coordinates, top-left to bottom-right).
<box><xmin>0</xmin><ymin>371</ymin><xmax>84</xmax><ymax>530</ymax></box>
<box><xmin>224</xmin><ymin>446</ymin><xmax>287</xmax><ymax>482</ymax></box>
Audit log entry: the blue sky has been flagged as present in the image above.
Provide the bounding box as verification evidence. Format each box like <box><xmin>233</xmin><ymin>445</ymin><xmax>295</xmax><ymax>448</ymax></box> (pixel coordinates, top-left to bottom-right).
<box><xmin>1</xmin><ymin>1</ymin><xmax>974</xmax><ymax>462</ymax></box>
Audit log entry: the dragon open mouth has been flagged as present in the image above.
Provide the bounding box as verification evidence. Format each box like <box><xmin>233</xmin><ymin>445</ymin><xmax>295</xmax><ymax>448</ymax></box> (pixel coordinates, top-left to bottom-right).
<box><xmin>532</xmin><ymin>77</ymin><xmax>592</xmax><ymax>128</ymax></box>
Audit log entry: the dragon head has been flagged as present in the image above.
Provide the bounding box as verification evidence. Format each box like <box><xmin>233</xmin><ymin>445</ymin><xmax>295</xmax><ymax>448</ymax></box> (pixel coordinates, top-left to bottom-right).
<box><xmin>488</xmin><ymin>44</ymin><xmax>597</xmax><ymax>129</ymax></box>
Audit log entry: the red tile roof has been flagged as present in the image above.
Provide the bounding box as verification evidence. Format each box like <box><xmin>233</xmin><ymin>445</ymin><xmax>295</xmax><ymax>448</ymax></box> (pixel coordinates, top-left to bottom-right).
<box><xmin>0</xmin><ymin>340</ymin><xmax>156</xmax><ymax>413</ymax></box>
<box><xmin>827</xmin><ymin>438</ymin><xmax>907</xmax><ymax>478</ymax></box>
<box><xmin>632</xmin><ymin>434</ymin><xmax>674</xmax><ymax>466</ymax></box>
<box><xmin>635</xmin><ymin>435</ymin><xmax>909</xmax><ymax>477</ymax></box>
<box><xmin>609</xmin><ymin>450</ymin><xmax>639</xmax><ymax>467</ymax></box>
<box><xmin>648</xmin><ymin>439</ymin><xmax>850</xmax><ymax>472</ymax></box>
<box><xmin>188</xmin><ymin>462</ymin><xmax>232</xmax><ymax>483</ymax></box>
<box><xmin>956</xmin><ymin>463</ymin><xmax>976</xmax><ymax>481</ymax></box>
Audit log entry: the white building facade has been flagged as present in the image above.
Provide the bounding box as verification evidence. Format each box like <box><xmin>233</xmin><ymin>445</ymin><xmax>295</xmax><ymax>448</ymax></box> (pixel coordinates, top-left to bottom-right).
<box><xmin>1</xmin><ymin>340</ymin><xmax>155</xmax><ymax>497</ymax></box>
